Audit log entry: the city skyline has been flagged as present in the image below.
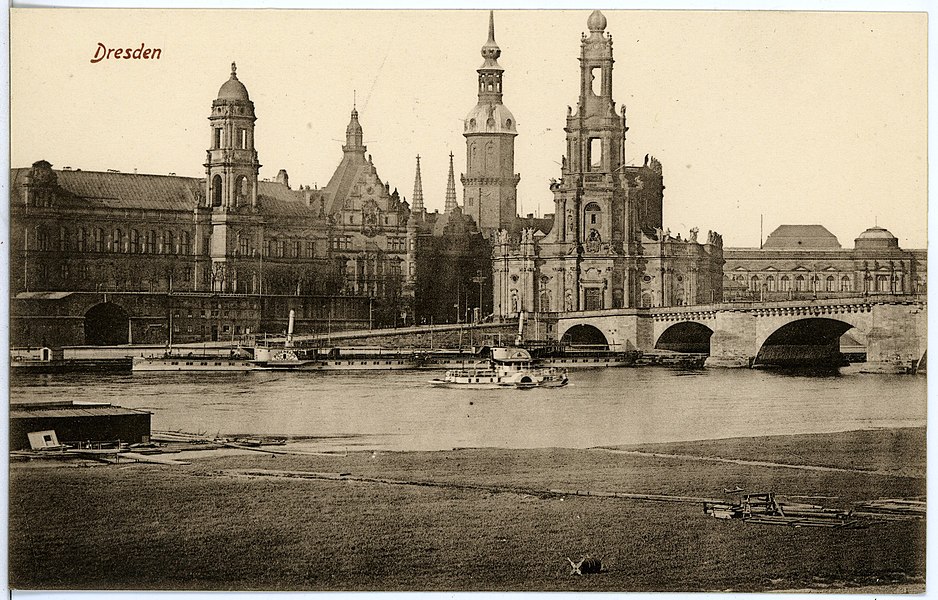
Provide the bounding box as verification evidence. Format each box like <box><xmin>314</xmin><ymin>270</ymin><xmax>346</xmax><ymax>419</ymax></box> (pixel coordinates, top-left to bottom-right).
<box><xmin>10</xmin><ymin>8</ymin><xmax>927</xmax><ymax>248</ymax></box>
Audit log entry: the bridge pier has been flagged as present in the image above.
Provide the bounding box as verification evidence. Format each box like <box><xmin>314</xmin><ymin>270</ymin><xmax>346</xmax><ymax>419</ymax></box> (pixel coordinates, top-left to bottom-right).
<box><xmin>705</xmin><ymin>310</ymin><xmax>757</xmax><ymax>368</ymax></box>
<box><xmin>863</xmin><ymin>303</ymin><xmax>928</xmax><ymax>371</ymax></box>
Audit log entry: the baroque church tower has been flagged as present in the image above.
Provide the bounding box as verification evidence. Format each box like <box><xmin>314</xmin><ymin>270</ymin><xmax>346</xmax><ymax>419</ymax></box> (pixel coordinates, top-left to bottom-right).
<box><xmin>203</xmin><ymin>62</ymin><xmax>262</xmax><ymax>292</ymax></box>
<box><xmin>461</xmin><ymin>11</ymin><xmax>520</xmax><ymax>234</ymax></box>
<box><xmin>540</xmin><ymin>10</ymin><xmax>643</xmax><ymax>311</ymax></box>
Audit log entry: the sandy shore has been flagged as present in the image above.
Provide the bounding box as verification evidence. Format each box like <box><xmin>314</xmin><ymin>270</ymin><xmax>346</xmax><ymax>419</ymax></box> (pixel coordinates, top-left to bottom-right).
<box><xmin>8</xmin><ymin>427</ymin><xmax>926</xmax><ymax>592</ymax></box>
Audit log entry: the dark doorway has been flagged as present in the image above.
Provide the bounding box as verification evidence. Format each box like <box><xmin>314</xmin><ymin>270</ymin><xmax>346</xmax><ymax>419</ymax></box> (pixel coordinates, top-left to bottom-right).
<box><xmin>211</xmin><ymin>325</ymin><xmax>219</xmax><ymax>342</ymax></box>
<box><xmin>84</xmin><ymin>303</ymin><xmax>130</xmax><ymax>346</ymax></box>
<box><xmin>561</xmin><ymin>324</ymin><xmax>609</xmax><ymax>349</ymax></box>
<box><xmin>656</xmin><ymin>322</ymin><xmax>714</xmax><ymax>354</ymax></box>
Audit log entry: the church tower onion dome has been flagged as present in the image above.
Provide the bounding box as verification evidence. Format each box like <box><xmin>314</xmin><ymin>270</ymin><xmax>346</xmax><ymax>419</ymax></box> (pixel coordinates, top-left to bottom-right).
<box><xmin>216</xmin><ymin>62</ymin><xmax>250</xmax><ymax>102</ymax></box>
<box><xmin>587</xmin><ymin>9</ymin><xmax>607</xmax><ymax>33</ymax></box>
<box><xmin>464</xmin><ymin>10</ymin><xmax>517</xmax><ymax>136</ymax></box>
<box><xmin>464</xmin><ymin>104</ymin><xmax>517</xmax><ymax>135</ymax></box>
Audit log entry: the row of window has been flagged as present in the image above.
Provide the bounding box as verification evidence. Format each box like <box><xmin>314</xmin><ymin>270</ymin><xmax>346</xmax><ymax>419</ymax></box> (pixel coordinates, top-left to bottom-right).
<box><xmin>236</xmin><ymin>237</ymin><xmax>318</xmax><ymax>259</ymax></box>
<box><xmin>213</xmin><ymin>127</ymin><xmax>249</xmax><ymax>150</ymax></box>
<box><xmin>33</xmin><ymin>263</ymin><xmax>195</xmax><ymax>284</ymax></box>
<box><xmin>733</xmin><ymin>273</ymin><xmax>900</xmax><ymax>293</ymax></box>
<box><xmin>34</xmin><ymin>227</ymin><xmax>192</xmax><ymax>255</ymax></box>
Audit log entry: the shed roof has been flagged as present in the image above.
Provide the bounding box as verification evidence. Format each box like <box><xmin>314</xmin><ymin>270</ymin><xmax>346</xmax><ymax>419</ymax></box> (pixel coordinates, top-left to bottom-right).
<box><xmin>10</xmin><ymin>401</ymin><xmax>150</xmax><ymax>419</ymax></box>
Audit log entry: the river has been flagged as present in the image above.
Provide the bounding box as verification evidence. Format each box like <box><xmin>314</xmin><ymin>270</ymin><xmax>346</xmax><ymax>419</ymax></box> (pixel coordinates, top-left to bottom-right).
<box><xmin>10</xmin><ymin>367</ymin><xmax>926</xmax><ymax>452</ymax></box>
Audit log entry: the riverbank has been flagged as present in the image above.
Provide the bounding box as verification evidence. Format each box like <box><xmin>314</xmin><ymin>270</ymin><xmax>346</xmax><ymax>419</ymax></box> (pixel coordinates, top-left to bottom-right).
<box><xmin>8</xmin><ymin>427</ymin><xmax>925</xmax><ymax>592</ymax></box>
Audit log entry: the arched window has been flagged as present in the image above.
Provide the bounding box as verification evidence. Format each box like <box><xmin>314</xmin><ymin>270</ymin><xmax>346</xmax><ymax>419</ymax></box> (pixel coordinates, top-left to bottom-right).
<box><xmin>766</xmin><ymin>275</ymin><xmax>776</xmax><ymax>292</ymax></box>
<box><xmin>876</xmin><ymin>274</ymin><xmax>889</xmax><ymax>292</ymax></box>
<box><xmin>749</xmin><ymin>275</ymin><xmax>760</xmax><ymax>291</ymax></box>
<box><xmin>811</xmin><ymin>275</ymin><xmax>820</xmax><ymax>292</ymax></box>
<box><xmin>211</xmin><ymin>174</ymin><xmax>223</xmax><ymax>207</ymax></box>
<box><xmin>112</xmin><ymin>229</ymin><xmax>123</xmax><ymax>253</ymax></box>
<box><xmin>840</xmin><ymin>275</ymin><xmax>852</xmax><ymax>292</ymax></box>
<box><xmin>589</xmin><ymin>138</ymin><xmax>602</xmax><ymax>171</ymax></box>
<box><xmin>130</xmin><ymin>229</ymin><xmax>140</xmax><ymax>253</ymax></box>
<box><xmin>826</xmin><ymin>275</ymin><xmax>836</xmax><ymax>292</ymax></box>
<box><xmin>238</xmin><ymin>235</ymin><xmax>249</xmax><ymax>257</ymax></box>
<box><xmin>59</xmin><ymin>227</ymin><xmax>68</xmax><ymax>251</ymax></box>
<box><xmin>77</xmin><ymin>228</ymin><xmax>87</xmax><ymax>252</ymax></box>
<box><xmin>780</xmin><ymin>275</ymin><xmax>791</xmax><ymax>291</ymax></box>
<box><xmin>179</xmin><ymin>232</ymin><xmax>191</xmax><ymax>255</ymax></box>
<box><xmin>234</xmin><ymin>175</ymin><xmax>248</xmax><ymax>207</ymax></box>
<box><xmin>864</xmin><ymin>275</ymin><xmax>873</xmax><ymax>292</ymax></box>
<box><xmin>162</xmin><ymin>230</ymin><xmax>174</xmax><ymax>254</ymax></box>
<box><xmin>584</xmin><ymin>202</ymin><xmax>602</xmax><ymax>227</ymax></box>
<box><xmin>94</xmin><ymin>228</ymin><xmax>104</xmax><ymax>252</ymax></box>
<box><xmin>794</xmin><ymin>275</ymin><xmax>806</xmax><ymax>291</ymax></box>
<box><xmin>148</xmin><ymin>230</ymin><xmax>158</xmax><ymax>254</ymax></box>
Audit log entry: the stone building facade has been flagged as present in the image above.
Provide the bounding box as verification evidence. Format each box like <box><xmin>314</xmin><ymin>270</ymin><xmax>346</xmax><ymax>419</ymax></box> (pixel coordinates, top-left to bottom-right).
<box><xmin>10</xmin><ymin>63</ymin><xmax>415</xmax><ymax>347</ymax></box>
<box><xmin>723</xmin><ymin>224</ymin><xmax>926</xmax><ymax>301</ymax></box>
<box><xmin>491</xmin><ymin>11</ymin><xmax>724</xmax><ymax>318</ymax></box>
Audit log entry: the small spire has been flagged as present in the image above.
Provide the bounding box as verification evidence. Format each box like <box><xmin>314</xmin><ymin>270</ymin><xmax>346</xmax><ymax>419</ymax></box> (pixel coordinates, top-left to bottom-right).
<box><xmin>412</xmin><ymin>155</ymin><xmax>425</xmax><ymax>213</ymax></box>
<box><xmin>480</xmin><ymin>10</ymin><xmax>501</xmax><ymax>63</ymax></box>
<box><xmin>353</xmin><ymin>89</ymin><xmax>357</xmax><ymax>110</ymax></box>
<box><xmin>343</xmin><ymin>104</ymin><xmax>365</xmax><ymax>153</ymax></box>
<box><xmin>230</xmin><ymin>62</ymin><xmax>237</xmax><ymax>79</ymax></box>
<box><xmin>444</xmin><ymin>152</ymin><xmax>457</xmax><ymax>214</ymax></box>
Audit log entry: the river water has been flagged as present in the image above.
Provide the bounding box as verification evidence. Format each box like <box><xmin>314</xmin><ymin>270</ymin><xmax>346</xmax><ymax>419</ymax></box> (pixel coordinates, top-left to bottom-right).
<box><xmin>10</xmin><ymin>368</ymin><xmax>926</xmax><ymax>452</ymax></box>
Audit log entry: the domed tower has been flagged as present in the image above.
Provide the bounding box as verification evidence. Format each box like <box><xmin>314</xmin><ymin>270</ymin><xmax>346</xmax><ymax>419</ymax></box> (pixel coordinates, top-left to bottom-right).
<box><xmin>543</xmin><ymin>10</ymin><xmax>643</xmax><ymax>310</ymax></box>
<box><xmin>460</xmin><ymin>11</ymin><xmax>520</xmax><ymax>234</ymax></box>
<box><xmin>202</xmin><ymin>62</ymin><xmax>261</xmax><ymax>293</ymax></box>
<box><xmin>204</xmin><ymin>62</ymin><xmax>260</xmax><ymax>211</ymax></box>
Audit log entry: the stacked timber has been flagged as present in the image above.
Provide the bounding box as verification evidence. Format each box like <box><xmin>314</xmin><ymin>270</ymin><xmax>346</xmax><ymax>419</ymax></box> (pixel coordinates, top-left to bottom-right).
<box><xmin>704</xmin><ymin>492</ymin><xmax>863</xmax><ymax>528</ymax></box>
<box><xmin>853</xmin><ymin>499</ymin><xmax>925</xmax><ymax>521</ymax></box>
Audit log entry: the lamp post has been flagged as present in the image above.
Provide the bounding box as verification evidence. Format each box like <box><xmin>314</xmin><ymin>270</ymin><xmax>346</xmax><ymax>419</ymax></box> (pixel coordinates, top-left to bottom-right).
<box><xmin>252</xmin><ymin>248</ymin><xmax>264</xmax><ymax>295</ymax></box>
<box><xmin>471</xmin><ymin>271</ymin><xmax>485</xmax><ymax>323</ymax></box>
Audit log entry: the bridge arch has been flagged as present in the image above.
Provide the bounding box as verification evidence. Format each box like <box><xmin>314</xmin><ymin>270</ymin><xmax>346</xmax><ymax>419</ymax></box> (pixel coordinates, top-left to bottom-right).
<box><xmin>84</xmin><ymin>302</ymin><xmax>130</xmax><ymax>346</ymax></box>
<box><xmin>754</xmin><ymin>317</ymin><xmax>854</xmax><ymax>368</ymax></box>
<box><xmin>560</xmin><ymin>324</ymin><xmax>609</xmax><ymax>349</ymax></box>
<box><xmin>655</xmin><ymin>322</ymin><xmax>714</xmax><ymax>354</ymax></box>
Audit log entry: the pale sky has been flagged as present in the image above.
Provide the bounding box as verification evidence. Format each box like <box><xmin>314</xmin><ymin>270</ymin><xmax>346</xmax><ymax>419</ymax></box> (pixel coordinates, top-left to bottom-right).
<box><xmin>10</xmin><ymin>9</ymin><xmax>927</xmax><ymax>248</ymax></box>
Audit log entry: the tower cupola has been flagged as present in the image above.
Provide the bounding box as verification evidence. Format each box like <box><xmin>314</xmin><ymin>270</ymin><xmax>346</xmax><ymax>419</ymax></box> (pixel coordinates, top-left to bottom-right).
<box><xmin>344</xmin><ymin>107</ymin><xmax>366</xmax><ymax>153</ymax></box>
<box><xmin>205</xmin><ymin>61</ymin><xmax>260</xmax><ymax>210</ymax></box>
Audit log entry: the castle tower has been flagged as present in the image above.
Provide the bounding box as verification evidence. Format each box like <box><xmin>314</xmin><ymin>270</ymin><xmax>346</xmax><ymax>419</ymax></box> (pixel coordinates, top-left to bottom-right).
<box><xmin>203</xmin><ymin>62</ymin><xmax>262</xmax><ymax>292</ymax></box>
<box><xmin>412</xmin><ymin>154</ymin><xmax>425</xmax><ymax>214</ymax></box>
<box><xmin>460</xmin><ymin>11</ymin><xmax>520</xmax><ymax>234</ymax></box>
<box><xmin>204</xmin><ymin>62</ymin><xmax>260</xmax><ymax>211</ymax></box>
<box><xmin>543</xmin><ymin>10</ymin><xmax>643</xmax><ymax>310</ymax></box>
<box><xmin>444</xmin><ymin>152</ymin><xmax>458</xmax><ymax>214</ymax></box>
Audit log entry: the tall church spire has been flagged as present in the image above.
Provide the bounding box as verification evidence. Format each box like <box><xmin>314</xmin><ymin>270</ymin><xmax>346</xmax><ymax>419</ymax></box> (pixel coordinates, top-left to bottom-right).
<box><xmin>461</xmin><ymin>11</ymin><xmax>520</xmax><ymax>233</ymax></box>
<box><xmin>444</xmin><ymin>152</ymin><xmax>457</xmax><ymax>214</ymax></box>
<box><xmin>478</xmin><ymin>10</ymin><xmax>504</xmax><ymax>104</ymax></box>
<box><xmin>412</xmin><ymin>154</ymin><xmax>424</xmax><ymax>213</ymax></box>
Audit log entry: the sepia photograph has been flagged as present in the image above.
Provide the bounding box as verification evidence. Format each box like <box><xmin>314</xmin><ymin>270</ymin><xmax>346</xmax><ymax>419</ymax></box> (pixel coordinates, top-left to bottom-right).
<box><xmin>6</xmin><ymin>6</ymin><xmax>928</xmax><ymax>595</ymax></box>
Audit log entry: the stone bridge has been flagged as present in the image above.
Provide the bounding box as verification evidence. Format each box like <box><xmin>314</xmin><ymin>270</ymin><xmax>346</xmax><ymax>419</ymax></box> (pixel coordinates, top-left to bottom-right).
<box><xmin>548</xmin><ymin>295</ymin><xmax>927</xmax><ymax>369</ymax></box>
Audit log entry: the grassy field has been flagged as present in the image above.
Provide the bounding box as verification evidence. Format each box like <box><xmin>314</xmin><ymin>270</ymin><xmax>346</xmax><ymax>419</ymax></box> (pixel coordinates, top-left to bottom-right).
<box><xmin>8</xmin><ymin>427</ymin><xmax>925</xmax><ymax>591</ymax></box>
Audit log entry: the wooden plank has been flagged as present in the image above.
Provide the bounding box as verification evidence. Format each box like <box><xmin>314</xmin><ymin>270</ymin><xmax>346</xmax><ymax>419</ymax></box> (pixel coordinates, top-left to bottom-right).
<box><xmin>118</xmin><ymin>452</ymin><xmax>191</xmax><ymax>465</ymax></box>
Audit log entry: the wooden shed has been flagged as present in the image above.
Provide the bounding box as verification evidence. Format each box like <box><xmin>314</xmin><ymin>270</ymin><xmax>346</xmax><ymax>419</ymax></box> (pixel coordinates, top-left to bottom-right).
<box><xmin>10</xmin><ymin>401</ymin><xmax>151</xmax><ymax>451</ymax></box>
